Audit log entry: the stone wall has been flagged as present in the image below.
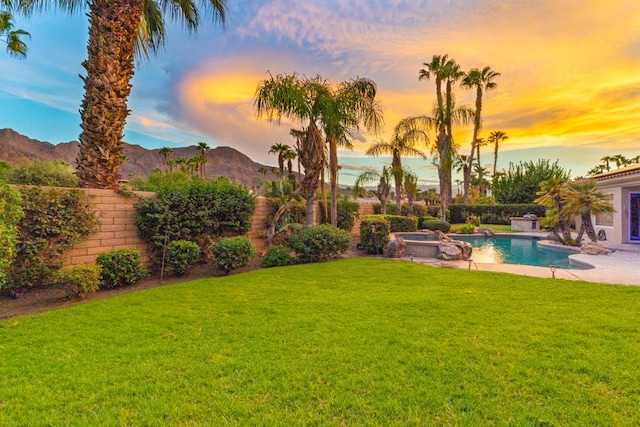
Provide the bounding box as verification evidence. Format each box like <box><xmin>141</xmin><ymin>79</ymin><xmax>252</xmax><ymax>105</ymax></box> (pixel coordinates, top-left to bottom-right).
<box><xmin>59</xmin><ymin>189</ymin><xmax>373</xmax><ymax>267</ymax></box>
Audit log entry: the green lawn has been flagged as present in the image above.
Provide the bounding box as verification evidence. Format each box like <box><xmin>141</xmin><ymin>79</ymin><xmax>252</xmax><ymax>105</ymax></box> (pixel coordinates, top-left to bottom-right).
<box><xmin>450</xmin><ymin>223</ymin><xmax>515</xmax><ymax>233</ymax></box>
<box><xmin>2</xmin><ymin>258</ymin><xmax>640</xmax><ymax>425</ymax></box>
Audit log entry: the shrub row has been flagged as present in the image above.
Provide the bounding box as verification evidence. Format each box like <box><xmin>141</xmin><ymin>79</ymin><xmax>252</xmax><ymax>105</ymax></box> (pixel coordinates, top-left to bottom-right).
<box><xmin>449</xmin><ymin>204</ymin><xmax>546</xmax><ymax>225</ymax></box>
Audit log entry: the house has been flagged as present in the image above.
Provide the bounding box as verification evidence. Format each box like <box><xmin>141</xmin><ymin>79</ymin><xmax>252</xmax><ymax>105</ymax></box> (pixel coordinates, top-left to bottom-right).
<box><xmin>589</xmin><ymin>163</ymin><xmax>640</xmax><ymax>245</ymax></box>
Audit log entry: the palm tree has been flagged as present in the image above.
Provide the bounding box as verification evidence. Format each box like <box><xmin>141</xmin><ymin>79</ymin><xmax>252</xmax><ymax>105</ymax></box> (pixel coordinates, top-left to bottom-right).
<box><xmin>255</xmin><ymin>73</ymin><xmax>327</xmax><ymax>225</ymax></box>
<box><xmin>403</xmin><ymin>171</ymin><xmax>419</xmax><ymax>215</ymax></box>
<box><xmin>418</xmin><ymin>55</ymin><xmax>474</xmax><ymax>220</ymax></box>
<box><xmin>158</xmin><ymin>147</ymin><xmax>173</xmax><ymax>173</ymax></box>
<box><xmin>268</xmin><ymin>143</ymin><xmax>290</xmax><ymax>177</ymax></box>
<box><xmin>366</xmin><ymin>118</ymin><xmax>427</xmax><ymax>213</ymax></box>
<box><xmin>322</xmin><ymin>77</ymin><xmax>383</xmax><ymax>226</ymax></box>
<box><xmin>15</xmin><ymin>0</ymin><xmax>227</xmax><ymax>189</ymax></box>
<box><xmin>535</xmin><ymin>177</ymin><xmax>578</xmax><ymax>245</ymax></box>
<box><xmin>461</xmin><ymin>66</ymin><xmax>500</xmax><ymax>203</ymax></box>
<box><xmin>0</xmin><ymin>10</ymin><xmax>29</xmax><ymax>58</ymax></box>
<box><xmin>282</xmin><ymin>147</ymin><xmax>297</xmax><ymax>181</ymax></box>
<box><xmin>196</xmin><ymin>142</ymin><xmax>210</xmax><ymax>179</ymax></box>
<box><xmin>564</xmin><ymin>179</ymin><xmax>615</xmax><ymax>243</ymax></box>
<box><xmin>353</xmin><ymin>167</ymin><xmax>393</xmax><ymax>214</ymax></box>
<box><xmin>487</xmin><ymin>130</ymin><xmax>508</xmax><ymax>179</ymax></box>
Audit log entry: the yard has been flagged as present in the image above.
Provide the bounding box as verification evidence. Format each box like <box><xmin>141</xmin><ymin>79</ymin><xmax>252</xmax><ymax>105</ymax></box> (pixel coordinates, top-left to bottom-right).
<box><xmin>1</xmin><ymin>258</ymin><xmax>639</xmax><ymax>425</ymax></box>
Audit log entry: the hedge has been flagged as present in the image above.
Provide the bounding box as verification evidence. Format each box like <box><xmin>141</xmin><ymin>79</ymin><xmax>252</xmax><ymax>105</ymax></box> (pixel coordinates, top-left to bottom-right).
<box><xmin>449</xmin><ymin>204</ymin><xmax>546</xmax><ymax>225</ymax></box>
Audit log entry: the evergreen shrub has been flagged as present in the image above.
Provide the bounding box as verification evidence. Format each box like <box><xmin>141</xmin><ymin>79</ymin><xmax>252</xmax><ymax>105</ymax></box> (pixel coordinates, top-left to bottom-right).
<box><xmin>211</xmin><ymin>237</ymin><xmax>255</xmax><ymax>274</ymax></box>
<box><xmin>54</xmin><ymin>264</ymin><xmax>101</xmax><ymax>298</ymax></box>
<box><xmin>96</xmin><ymin>249</ymin><xmax>147</xmax><ymax>289</ymax></box>
<box><xmin>166</xmin><ymin>240</ymin><xmax>200</xmax><ymax>276</ymax></box>
<box><xmin>321</xmin><ymin>199</ymin><xmax>360</xmax><ymax>232</ymax></box>
<box><xmin>288</xmin><ymin>225</ymin><xmax>351</xmax><ymax>263</ymax></box>
<box><xmin>422</xmin><ymin>220</ymin><xmax>451</xmax><ymax>233</ymax></box>
<box><xmin>0</xmin><ymin>185</ymin><xmax>23</xmax><ymax>289</ymax></box>
<box><xmin>261</xmin><ymin>245</ymin><xmax>295</xmax><ymax>268</ymax></box>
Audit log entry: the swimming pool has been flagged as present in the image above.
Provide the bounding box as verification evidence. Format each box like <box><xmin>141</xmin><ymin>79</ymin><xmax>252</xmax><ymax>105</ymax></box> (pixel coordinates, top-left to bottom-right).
<box><xmin>453</xmin><ymin>235</ymin><xmax>592</xmax><ymax>270</ymax></box>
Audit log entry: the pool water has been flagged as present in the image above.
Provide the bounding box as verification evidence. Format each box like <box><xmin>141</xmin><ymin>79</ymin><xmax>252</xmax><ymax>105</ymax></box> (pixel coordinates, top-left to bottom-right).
<box><xmin>454</xmin><ymin>236</ymin><xmax>591</xmax><ymax>270</ymax></box>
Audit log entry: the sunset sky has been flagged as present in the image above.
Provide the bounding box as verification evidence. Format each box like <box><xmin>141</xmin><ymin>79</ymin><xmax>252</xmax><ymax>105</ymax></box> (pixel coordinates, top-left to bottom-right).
<box><xmin>1</xmin><ymin>0</ymin><xmax>640</xmax><ymax>187</ymax></box>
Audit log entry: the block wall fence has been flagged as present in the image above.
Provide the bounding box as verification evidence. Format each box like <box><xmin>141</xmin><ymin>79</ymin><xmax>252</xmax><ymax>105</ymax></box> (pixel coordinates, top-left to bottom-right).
<box><xmin>59</xmin><ymin>188</ymin><xmax>377</xmax><ymax>267</ymax></box>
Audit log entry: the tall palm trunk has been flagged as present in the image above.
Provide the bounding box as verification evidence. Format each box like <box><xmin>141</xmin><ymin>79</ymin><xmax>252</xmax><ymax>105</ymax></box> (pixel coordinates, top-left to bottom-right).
<box><xmin>329</xmin><ymin>136</ymin><xmax>339</xmax><ymax>226</ymax></box>
<box><xmin>465</xmin><ymin>86</ymin><xmax>482</xmax><ymax>203</ymax></box>
<box><xmin>392</xmin><ymin>155</ymin><xmax>402</xmax><ymax>214</ymax></box>
<box><xmin>76</xmin><ymin>0</ymin><xmax>144</xmax><ymax>189</ymax></box>
<box><xmin>492</xmin><ymin>141</ymin><xmax>499</xmax><ymax>179</ymax></box>
<box><xmin>437</xmin><ymin>129</ymin><xmax>449</xmax><ymax>221</ymax></box>
<box><xmin>300</xmin><ymin>123</ymin><xmax>323</xmax><ymax>225</ymax></box>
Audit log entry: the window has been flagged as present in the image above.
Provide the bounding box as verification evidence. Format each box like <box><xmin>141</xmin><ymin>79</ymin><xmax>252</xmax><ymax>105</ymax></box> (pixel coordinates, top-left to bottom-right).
<box><xmin>595</xmin><ymin>194</ymin><xmax>614</xmax><ymax>226</ymax></box>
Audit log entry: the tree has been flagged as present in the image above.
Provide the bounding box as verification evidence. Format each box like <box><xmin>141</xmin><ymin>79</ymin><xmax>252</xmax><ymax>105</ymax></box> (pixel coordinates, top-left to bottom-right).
<box><xmin>418</xmin><ymin>55</ymin><xmax>474</xmax><ymax>220</ymax></box>
<box><xmin>353</xmin><ymin>167</ymin><xmax>392</xmax><ymax>214</ymax></box>
<box><xmin>366</xmin><ymin>118</ymin><xmax>427</xmax><ymax>214</ymax></box>
<box><xmin>493</xmin><ymin>159</ymin><xmax>570</xmax><ymax>204</ymax></box>
<box><xmin>15</xmin><ymin>0</ymin><xmax>227</xmax><ymax>189</ymax></box>
<box><xmin>158</xmin><ymin>147</ymin><xmax>173</xmax><ymax>173</ymax></box>
<box><xmin>535</xmin><ymin>177</ymin><xmax>579</xmax><ymax>246</ymax></box>
<box><xmin>196</xmin><ymin>142</ymin><xmax>210</xmax><ymax>179</ymax></box>
<box><xmin>322</xmin><ymin>77</ymin><xmax>383</xmax><ymax>227</ymax></box>
<box><xmin>0</xmin><ymin>10</ymin><xmax>29</xmax><ymax>58</ymax></box>
<box><xmin>268</xmin><ymin>143</ymin><xmax>290</xmax><ymax>177</ymax></box>
<box><xmin>255</xmin><ymin>73</ymin><xmax>328</xmax><ymax>225</ymax></box>
<box><xmin>460</xmin><ymin>66</ymin><xmax>500</xmax><ymax>203</ymax></box>
<box><xmin>487</xmin><ymin>130</ymin><xmax>508</xmax><ymax>179</ymax></box>
<box><xmin>403</xmin><ymin>171</ymin><xmax>419</xmax><ymax>215</ymax></box>
<box><xmin>282</xmin><ymin>147</ymin><xmax>297</xmax><ymax>182</ymax></box>
<box><xmin>564</xmin><ymin>179</ymin><xmax>614</xmax><ymax>243</ymax></box>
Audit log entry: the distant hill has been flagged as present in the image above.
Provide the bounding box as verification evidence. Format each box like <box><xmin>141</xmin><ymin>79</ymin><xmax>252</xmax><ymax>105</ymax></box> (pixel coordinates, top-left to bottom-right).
<box><xmin>0</xmin><ymin>128</ymin><xmax>277</xmax><ymax>187</ymax></box>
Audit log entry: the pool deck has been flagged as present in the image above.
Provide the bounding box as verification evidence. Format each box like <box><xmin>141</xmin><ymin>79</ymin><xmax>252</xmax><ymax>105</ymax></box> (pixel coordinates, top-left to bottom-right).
<box><xmin>402</xmin><ymin>232</ymin><xmax>640</xmax><ymax>286</ymax></box>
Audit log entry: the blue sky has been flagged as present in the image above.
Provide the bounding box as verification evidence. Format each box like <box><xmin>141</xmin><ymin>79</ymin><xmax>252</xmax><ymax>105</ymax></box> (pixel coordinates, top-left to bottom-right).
<box><xmin>2</xmin><ymin>0</ymin><xmax>640</xmax><ymax>186</ymax></box>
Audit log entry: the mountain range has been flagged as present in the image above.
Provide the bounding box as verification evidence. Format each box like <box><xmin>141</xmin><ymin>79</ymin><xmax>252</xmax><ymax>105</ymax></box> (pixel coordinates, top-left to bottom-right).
<box><xmin>0</xmin><ymin>128</ymin><xmax>277</xmax><ymax>187</ymax></box>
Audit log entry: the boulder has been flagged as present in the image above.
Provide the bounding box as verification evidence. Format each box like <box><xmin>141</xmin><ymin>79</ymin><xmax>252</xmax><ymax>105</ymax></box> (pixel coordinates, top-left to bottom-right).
<box><xmin>437</xmin><ymin>241</ymin><xmax>472</xmax><ymax>261</ymax></box>
<box><xmin>580</xmin><ymin>242</ymin><xmax>609</xmax><ymax>255</ymax></box>
<box><xmin>383</xmin><ymin>238</ymin><xmax>407</xmax><ymax>258</ymax></box>
<box><xmin>477</xmin><ymin>227</ymin><xmax>495</xmax><ymax>237</ymax></box>
<box><xmin>546</xmin><ymin>233</ymin><xmax>557</xmax><ymax>241</ymax></box>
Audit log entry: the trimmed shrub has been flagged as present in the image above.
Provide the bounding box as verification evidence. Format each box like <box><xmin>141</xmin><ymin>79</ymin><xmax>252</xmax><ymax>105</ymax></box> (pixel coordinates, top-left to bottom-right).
<box><xmin>449</xmin><ymin>204</ymin><xmax>546</xmax><ymax>225</ymax></box>
<box><xmin>458</xmin><ymin>223</ymin><xmax>475</xmax><ymax>234</ymax></box>
<box><xmin>288</xmin><ymin>225</ymin><xmax>351</xmax><ymax>263</ymax></box>
<box><xmin>10</xmin><ymin>187</ymin><xmax>99</xmax><ymax>288</ymax></box>
<box><xmin>261</xmin><ymin>245</ymin><xmax>295</xmax><ymax>268</ymax></box>
<box><xmin>321</xmin><ymin>199</ymin><xmax>360</xmax><ymax>232</ymax></box>
<box><xmin>466</xmin><ymin>215</ymin><xmax>481</xmax><ymax>226</ymax></box>
<box><xmin>383</xmin><ymin>214</ymin><xmax>418</xmax><ymax>232</ymax></box>
<box><xmin>166</xmin><ymin>240</ymin><xmax>200</xmax><ymax>276</ymax></box>
<box><xmin>211</xmin><ymin>237</ymin><xmax>255</xmax><ymax>274</ymax></box>
<box><xmin>0</xmin><ymin>185</ymin><xmax>23</xmax><ymax>289</ymax></box>
<box><xmin>359</xmin><ymin>215</ymin><xmax>390</xmax><ymax>255</ymax></box>
<box><xmin>135</xmin><ymin>177</ymin><xmax>255</xmax><ymax>264</ymax></box>
<box><xmin>54</xmin><ymin>264</ymin><xmax>101</xmax><ymax>298</ymax></box>
<box><xmin>373</xmin><ymin>203</ymin><xmax>429</xmax><ymax>218</ymax></box>
<box><xmin>422</xmin><ymin>220</ymin><xmax>451</xmax><ymax>233</ymax></box>
<box><xmin>96</xmin><ymin>249</ymin><xmax>147</xmax><ymax>289</ymax></box>
<box><xmin>418</xmin><ymin>215</ymin><xmax>439</xmax><ymax>229</ymax></box>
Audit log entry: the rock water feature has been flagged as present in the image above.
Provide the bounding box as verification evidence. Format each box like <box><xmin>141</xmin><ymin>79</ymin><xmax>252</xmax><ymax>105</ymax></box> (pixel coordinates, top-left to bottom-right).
<box><xmin>387</xmin><ymin>230</ymin><xmax>473</xmax><ymax>261</ymax></box>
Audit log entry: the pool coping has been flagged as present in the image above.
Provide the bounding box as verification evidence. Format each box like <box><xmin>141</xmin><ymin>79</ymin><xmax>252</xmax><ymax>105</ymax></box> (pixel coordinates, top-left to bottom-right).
<box><xmin>400</xmin><ymin>232</ymin><xmax>640</xmax><ymax>286</ymax></box>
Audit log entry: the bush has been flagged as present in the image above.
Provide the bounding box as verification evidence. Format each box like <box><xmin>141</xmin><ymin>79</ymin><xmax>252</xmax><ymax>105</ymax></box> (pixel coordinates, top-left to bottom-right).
<box><xmin>466</xmin><ymin>215</ymin><xmax>481</xmax><ymax>226</ymax></box>
<box><xmin>458</xmin><ymin>223</ymin><xmax>475</xmax><ymax>234</ymax></box>
<box><xmin>422</xmin><ymin>220</ymin><xmax>451</xmax><ymax>233</ymax></box>
<box><xmin>211</xmin><ymin>237</ymin><xmax>255</xmax><ymax>274</ymax></box>
<box><xmin>54</xmin><ymin>264</ymin><xmax>101</xmax><ymax>298</ymax></box>
<box><xmin>382</xmin><ymin>214</ymin><xmax>417</xmax><ymax>232</ymax></box>
<box><xmin>8</xmin><ymin>160</ymin><xmax>78</xmax><ymax>187</ymax></box>
<box><xmin>288</xmin><ymin>225</ymin><xmax>351</xmax><ymax>263</ymax></box>
<box><xmin>261</xmin><ymin>245</ymin><xmax>295</xmax><ymax>268</ymax></box>
<box><xmin>418</xmin><ymin>216</ymin><xmax>439</xmax><ymax>229</ymax></box>
<box><xmin>449</xmin><ymin>204</ymin><xmax>546</xmax><ymax>225</ymax></box>
<box><xmin>135</xmin><ymin>177</ymin><xmax>255</xmax><ymax>264</ymax></box>
<box><xmin>10</xmin><ymin>187</ymin><xmax>99</xmax><ymax>288</ymax></box>
<box><xmin>96</xmin><ymin>249</ymin><xmax>147</xmax><ymax>289</ymax></box>
<box><xmin>166</xmin><ymin>240</ymin><xmax>200</xmax><ymax>276</ymax></box>
<box><xmin>359</xmin><ymin>215</ymin><xmax>390</xmax><ymax>255</ymax></box>
<box><xmin>372</xmin><ymin>203</ymin><xmax>429</xmax><ymax>218</ymax></box>
<box><xmin>0</xmin><ymin>185</ymin><xmax>23</xmax><ymax>289</ymax></box>
<box><xmin>321</xmin><ymin>199</ymin><xmax>360</xmax><ymax>232</ymax></box>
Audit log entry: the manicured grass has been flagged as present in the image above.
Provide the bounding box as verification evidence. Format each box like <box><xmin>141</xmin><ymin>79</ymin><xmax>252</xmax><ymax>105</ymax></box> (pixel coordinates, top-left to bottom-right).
<box><xmin>450</xmin><ymin>223</ymin><xmax>515</xmax><ymax>233</ymax></box>
<box><xmin>2</xmin><ymin>258</ymin><xmax>640</xmax><ymax>425</ymax></box>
